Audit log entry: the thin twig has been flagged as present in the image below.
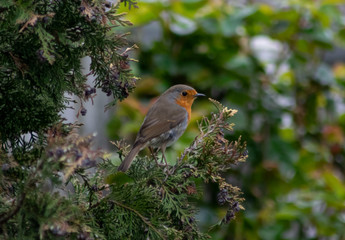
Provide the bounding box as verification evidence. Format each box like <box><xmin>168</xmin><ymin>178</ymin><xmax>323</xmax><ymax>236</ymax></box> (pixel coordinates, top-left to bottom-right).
<box><xmin>77</xmin><ymin>172</ymin><xmax>95</xmax><ymax>210</ymax></box>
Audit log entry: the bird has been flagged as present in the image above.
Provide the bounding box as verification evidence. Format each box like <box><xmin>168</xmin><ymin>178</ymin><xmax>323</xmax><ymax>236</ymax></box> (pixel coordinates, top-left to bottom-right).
<box><xmin>117</xmin><ymin>84</ymin><xmax>205</xmax><ymax>172</ymax></box>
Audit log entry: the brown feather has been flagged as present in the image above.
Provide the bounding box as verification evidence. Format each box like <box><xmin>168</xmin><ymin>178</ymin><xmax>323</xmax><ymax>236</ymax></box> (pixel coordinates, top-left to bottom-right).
<box><xmin>135</xmin><ymin>96</ymin><xmax>188</xmax><ymax>144</ymax></box>
<box><xmin>118</xmin><ymin>85</ymin><xmax>202</xmax><ymax>171</ymax></box>
<box><xmin>117</xmin><ymin>144</ymin><xmax>142</xmax><ymax>172</ymax></box>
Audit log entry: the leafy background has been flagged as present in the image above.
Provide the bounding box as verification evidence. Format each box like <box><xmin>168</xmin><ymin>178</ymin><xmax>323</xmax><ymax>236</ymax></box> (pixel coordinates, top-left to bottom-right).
<box><xmin>104</xmin><ymin>0</ymin><xmax>345</xmax><ymax>239</ymax></box>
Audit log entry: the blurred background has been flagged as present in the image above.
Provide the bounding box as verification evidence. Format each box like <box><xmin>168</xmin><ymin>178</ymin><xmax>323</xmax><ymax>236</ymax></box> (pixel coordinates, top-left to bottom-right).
<box><xmin>66</xmin><ymin>0</ymin><xmax>345</xmax><ymax>239</ymax></box>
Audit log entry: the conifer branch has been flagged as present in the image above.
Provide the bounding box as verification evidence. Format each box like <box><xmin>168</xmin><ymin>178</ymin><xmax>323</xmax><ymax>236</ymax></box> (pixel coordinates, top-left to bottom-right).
<box><xmin>111</xmin><ymin>200</ymin><xmax>166</xmax><ymax>240</ymax></box>
<box><xmin>0</xmin><ymin>0</ymin><xmax>248</xmax><ymax>238</ymax></box>
<box><xmin>0</xmin><ymin>192</ymin><xmax>26</xmax><ymax>226</ymax></box>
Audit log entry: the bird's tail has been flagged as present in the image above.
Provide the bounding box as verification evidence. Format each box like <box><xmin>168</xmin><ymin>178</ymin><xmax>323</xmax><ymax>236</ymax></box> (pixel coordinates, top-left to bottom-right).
<box><xmin>117</xmin><ymin>144</ymin><xmax>142</xmax><ymax>172</ymax></box>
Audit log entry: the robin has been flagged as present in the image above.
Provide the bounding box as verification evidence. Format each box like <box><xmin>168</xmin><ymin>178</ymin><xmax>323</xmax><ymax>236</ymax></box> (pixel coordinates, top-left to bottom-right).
<box><xmin>117</xmin><ymin>84</ymin><xmax>205</xmax><ymax>172</ymax></box>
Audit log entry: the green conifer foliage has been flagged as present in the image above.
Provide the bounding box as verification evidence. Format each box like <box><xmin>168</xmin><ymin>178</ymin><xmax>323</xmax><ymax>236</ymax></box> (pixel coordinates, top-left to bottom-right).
<box><xmin>0</xmin><ymin>0</ymin><xmax>246</xmax><ymax>239</ymax></box>
<box><xmin>0</xmin><ymin>0</ymin><xmax>137</xmax><ymax>150</ymax></box>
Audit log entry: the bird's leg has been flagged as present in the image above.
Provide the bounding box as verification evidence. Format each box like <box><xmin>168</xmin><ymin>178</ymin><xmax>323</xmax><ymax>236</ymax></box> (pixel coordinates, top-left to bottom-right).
<box><xmin>149</xmin><ymin>146</ymin><xmax>155</xmax><ymax>158</ymax></box>
<box><xmin>161</xmin><ymin>153</ymin><xmax>168</xmax><ymax>166</ymax></box>
<box><xmin>160</xmin><ymin>145</ymin><xmax>173</xmax><ymax>177</ymax></box>
<box><xmin>150</xmin><ymin>146</ymin><xmax>166</xmax><ymax>166</ymax></box>
<box><xmin>160</xmin><ymin>145</ymin><xmax>168</xmax><ymax>167</ymax></box>
<box><xmin>149</xmin><ymin>146</ymin><xmax>160</xmax><ymax>165</ymax></box>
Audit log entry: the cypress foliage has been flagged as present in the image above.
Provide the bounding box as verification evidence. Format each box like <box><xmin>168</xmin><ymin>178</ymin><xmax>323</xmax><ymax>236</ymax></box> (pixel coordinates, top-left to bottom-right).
<box><xmin>0</xmin><ymin>0</ymin><xmax>137</xmax><ymax>149</ymax></box>
<box><xmin>0</xmin><ymin>0</ymin><xmax>247</xmax><ymax>239</ymax></box>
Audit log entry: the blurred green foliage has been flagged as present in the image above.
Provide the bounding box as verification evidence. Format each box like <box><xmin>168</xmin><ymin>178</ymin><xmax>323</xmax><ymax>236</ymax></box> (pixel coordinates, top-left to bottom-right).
<box><xmin>110</xmin><ymin>0</ymin><xmax>345</xmax><ymax>239</ymax></box>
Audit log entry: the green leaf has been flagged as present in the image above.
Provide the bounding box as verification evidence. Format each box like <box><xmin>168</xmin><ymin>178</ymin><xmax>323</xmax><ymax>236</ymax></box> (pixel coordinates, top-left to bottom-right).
<box><xmin>220</xmin><ymin>15</ymin><xmax>240</xmax><ymax>37</ymax></box>
<box><xmin>105</xmin><ymin>172</ymin><xmax>134</xmax><ymax>185</ymax></box>
<box><xmin>314</xmin><ymin>64</ymin><xmax>335</xmax><ymax>85</ymax></box>
<box><xmin>199</xmin><ymin>18</ymin><xmax>219</xmax><ymax>35</ymax></box>
<box><xmin>323</xmin><ymin>171</ymin><xmax>345</xmax><ymax>198</ymax></box>
<box><xmin>304</xmin><ymin>28</ymin><xmax>333</xmax><ymax>48</ymax></box>
<box><xmin>170</xmin><ymin>13</ymin><xmax>197</xmax><ymax>35</ymax></box>
<box><xmin>275</xmin><ymin>206</ymin><xmax>300</xmax><ymax>220</ymax></box>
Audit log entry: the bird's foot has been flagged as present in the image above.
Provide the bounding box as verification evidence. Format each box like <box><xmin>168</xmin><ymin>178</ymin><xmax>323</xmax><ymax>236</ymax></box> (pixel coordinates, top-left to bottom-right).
<box><xmin>154</xmin><ymin>161</ymin><xmax>172</xmax><ymax>176</ymax></box>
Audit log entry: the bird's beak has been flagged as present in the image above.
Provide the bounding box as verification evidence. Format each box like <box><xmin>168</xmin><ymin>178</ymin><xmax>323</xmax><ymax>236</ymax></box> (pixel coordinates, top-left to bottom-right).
<box><xmin>194</xmin><ymin>93</ymin><xmax>206</xmax><ymax>98</ymax></box>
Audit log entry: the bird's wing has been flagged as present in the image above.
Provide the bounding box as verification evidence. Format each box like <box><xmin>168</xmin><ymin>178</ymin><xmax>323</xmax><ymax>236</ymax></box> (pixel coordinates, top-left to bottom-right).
<box><xmin>135</xmin><ymin>100</ymin><xmax>187</xmax><ymax>144</ymax></box>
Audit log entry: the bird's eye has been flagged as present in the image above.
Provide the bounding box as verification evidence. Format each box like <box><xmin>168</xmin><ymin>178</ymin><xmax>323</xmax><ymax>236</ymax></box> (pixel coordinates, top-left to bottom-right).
<box><xmin>182</xmin><ymin>91</ymin><xmax>188</xmax><ymax>96</ymax></box>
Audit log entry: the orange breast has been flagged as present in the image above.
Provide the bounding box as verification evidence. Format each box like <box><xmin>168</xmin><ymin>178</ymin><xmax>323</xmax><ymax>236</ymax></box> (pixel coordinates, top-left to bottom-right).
<box><xmin>175</xmin><ymin>90</ymin><xmax>196</xmax><ymax>122</ymax></box>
